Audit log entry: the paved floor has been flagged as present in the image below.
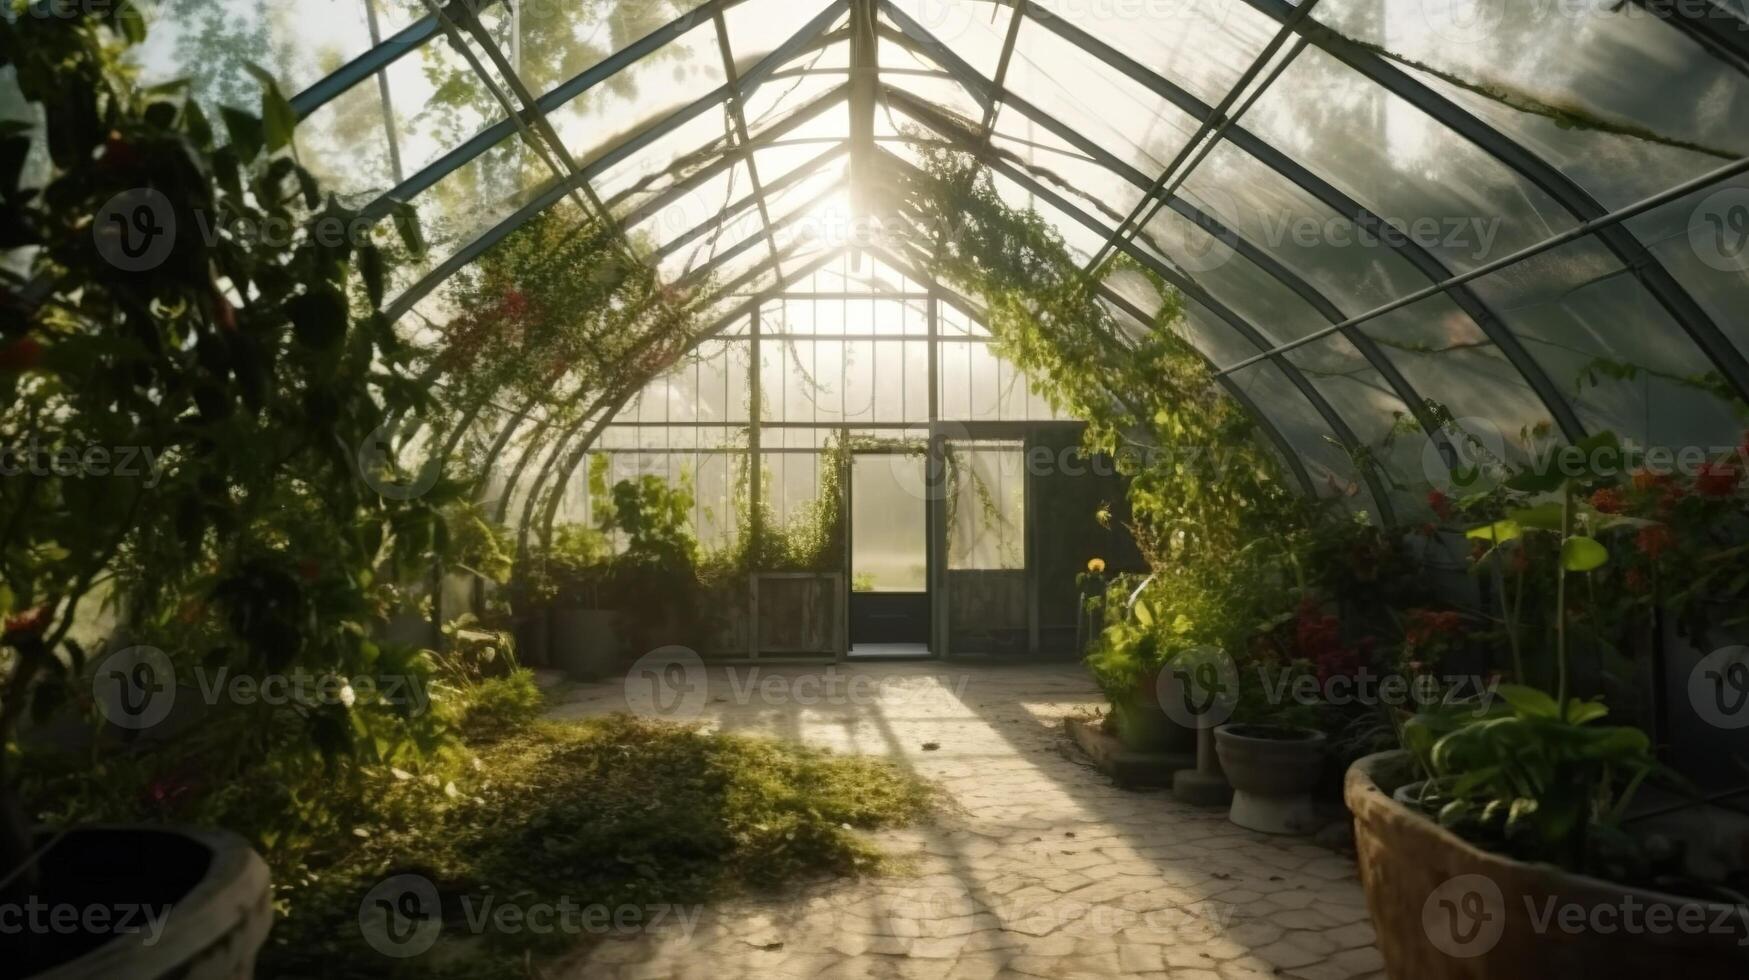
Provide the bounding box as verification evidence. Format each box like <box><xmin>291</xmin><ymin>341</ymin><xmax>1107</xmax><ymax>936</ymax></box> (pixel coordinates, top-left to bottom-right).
<box><xmin>546</xmin><ymin>661</ymin><xmax>1383</xmax><ymax>980</ymax></box>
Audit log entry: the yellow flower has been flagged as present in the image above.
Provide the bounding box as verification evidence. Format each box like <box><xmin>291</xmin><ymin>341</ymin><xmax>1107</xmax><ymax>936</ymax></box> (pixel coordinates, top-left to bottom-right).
<box><xmin>1087</xmin><ymin>558</ymin><xmax>1106</xmax><ymax>574</ymax></box>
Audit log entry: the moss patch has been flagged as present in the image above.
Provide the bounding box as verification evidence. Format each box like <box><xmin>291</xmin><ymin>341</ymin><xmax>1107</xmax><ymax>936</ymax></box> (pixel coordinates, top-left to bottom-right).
<box><xmin>261</xmin><ymin>704</ymin><xmax>934</xmax><ymax>979</ymax></box>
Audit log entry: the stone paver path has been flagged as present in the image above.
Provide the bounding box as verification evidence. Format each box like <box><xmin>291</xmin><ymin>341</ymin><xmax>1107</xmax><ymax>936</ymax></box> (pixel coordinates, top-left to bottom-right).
<box><xmin>546</xmin><ymin>661</ymin><xmax>1383</xmax><ymax>979</ymax></box>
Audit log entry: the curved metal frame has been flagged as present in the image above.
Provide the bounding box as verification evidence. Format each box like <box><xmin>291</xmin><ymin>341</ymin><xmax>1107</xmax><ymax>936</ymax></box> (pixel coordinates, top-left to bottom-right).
<box><xmin>279</xmin><ymin>0</ymin><xmax>1749</xmax><ymax>519</ymax></box>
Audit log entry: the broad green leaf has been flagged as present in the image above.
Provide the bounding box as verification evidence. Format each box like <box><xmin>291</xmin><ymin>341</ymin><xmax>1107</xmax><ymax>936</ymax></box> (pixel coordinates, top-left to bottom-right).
<box><xmin>1465</xmin><ymin>519</ymin><xmax>1521</xmax><ymax>543</ymax></box>
<box><xmin>1561</xmin><ymin>535</ymin><xmax>1608</xmax><ymax>572</ymax></box>
<box><xmin>219</xmin><ymin>107</ymin><xmax>263</xmax><ymax>163</ymax></box>
<box><xmin>1495</xmin><ymin>683</ymin><xmax>1561</xmax><ymax>718</ymax></box>
<box><xmin>1565</xmin><ymin>700</ymin><xmax>1609</xmax><ymax>725</ymax></box>
<box><xmin>1508</xmin><ymin>503</ymin><xmax>1564</xmax><ymax>531</ymax></box>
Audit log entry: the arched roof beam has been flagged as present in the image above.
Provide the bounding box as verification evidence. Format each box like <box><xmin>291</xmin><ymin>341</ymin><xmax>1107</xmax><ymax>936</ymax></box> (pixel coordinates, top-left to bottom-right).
<box><xmin>880</xmin><ymin>1</ymin><xmax>1587</xmax><ymax>444</ymax></box>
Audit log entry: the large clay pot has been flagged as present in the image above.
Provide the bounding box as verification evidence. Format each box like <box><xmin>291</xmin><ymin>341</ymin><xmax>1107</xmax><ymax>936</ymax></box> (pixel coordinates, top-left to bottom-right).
<box><xmin>14</xmin><ymin>826</ymin><xmax>271</xmax><ymax>979</ymax></box>
<box><xmin>1110</xmin><ymin>685</ymin><xmax>1196</xmax><ymax>754</ymax></box>
<box><xmin>1214</xmin><ymin>724</ymin><xmax>1326</xmax><ymax>834</ymax></box>
<box><xmin>1347</xmin><ymin>751</ymin><xmax>1749</xmax><ymax>979</ymax></box>
<box><xmin>550</xmin><ymin>608</ymin><xmax>620</xmax><ymax>680</ymax></box>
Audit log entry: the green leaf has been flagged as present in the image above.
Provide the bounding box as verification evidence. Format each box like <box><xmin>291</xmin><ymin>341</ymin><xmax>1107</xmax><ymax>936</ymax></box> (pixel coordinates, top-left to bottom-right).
<box><xmin>1132</xmin><ymin>599</ymin><xmax>1153</xmax><ymax>628</ymax></box>
<box><xmin>358</xmin><ymin>244</ymin><xmax>386</xmax><ymax>308</ymax></box>
<box><xmin>1495</xmin><ymin>683</ymin><xmax>1561</xmax><ymax>719</ymax></box>
<box><xmin>1465</xmin><ymin>519</ymin><xmax>1521</xmax><ymax>544</ymax></box>
<box><xmin>286</xmin><ymin>286</ymin><xmax>349</xmax><ymax>350</ymax></box>
<box><xmin>1565</xmin><ymin>700</ymin><xmax>1609</xmax><ymax>725</ymax></box>
<box><xmin>1561</xmin><ymin>535</ymin><xmax>1608</xmax><ymax>572</ymax></box>
<box><xmin>220</xmin><ymin>107</ymin><xmax>264</xmax><ymax>163</ymax></box>
<box><xmin>1508</xmin><ymin>503</ymin><xmax>1564</xmax><ymax>532</ymax></box>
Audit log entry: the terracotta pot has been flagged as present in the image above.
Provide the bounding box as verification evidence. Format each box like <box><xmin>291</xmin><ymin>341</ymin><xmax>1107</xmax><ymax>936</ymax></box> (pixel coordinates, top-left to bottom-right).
<box><xmin>1347</xmin><ymin>751</ymin><xmax>1749</xmax><ymax>979</ymax></box>
<box><xmin>1214</xmin><ymin>724</ymin><xmax>1326</xmax><ymax>834</ymax></box>
<box><xmin>18</xmin><ymin>826</ymin><xmax>271</xmax><ymax>979</ymax></box>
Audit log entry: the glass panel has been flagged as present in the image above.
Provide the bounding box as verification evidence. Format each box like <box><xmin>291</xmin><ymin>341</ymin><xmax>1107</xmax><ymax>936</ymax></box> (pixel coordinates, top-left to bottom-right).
<box><xmin>547</xmin><ymin>20</ymin><xmax>727</xmax><ymax>165</ymax></box>
<box><xmin>851</xmin><ymin>454</ymin><xmax>928</xmax><ymax>591</ymax></box>
<box><xmin>947</xmin><ymin>442</ymin><xmax>1025</xmax><ymax>571</ymax></box>
<box><xmin>1038</xmin><ymin>0</ymin><xmax>1280</xmax><ymax>107</ymax></box>
<box><xmin>1242</xmin><ymin>43</ymin><xmax>1579</xmax><ymax>272</ymax></box>
<box><xmin>1318</xmin><ymin>0</ymin><xmax>1749</xmax><ymax>204</ymax></box>
<box><xmin>1003</xmin><ymin>17</ymin><xmax>1200</xmax><ymax>179</ymax></box>
<box><xmin>884</xmin><ymin>0</ymin><xmax>1016</xmax><ymax>79</ymax></box>
<box><xmin>135</xmin><ymin>0</ymin><xmax>380</xmax><ymax>106</ymax></box>
<box><xmin>1625</xmin><ymin>176</ymin><xmax>1749</xmax><ymax>363</ymax></box>
<box><xmin>1466</xmin><ymin>237</ymin><xmax>1742</xmax><ymax>450</ymax></box>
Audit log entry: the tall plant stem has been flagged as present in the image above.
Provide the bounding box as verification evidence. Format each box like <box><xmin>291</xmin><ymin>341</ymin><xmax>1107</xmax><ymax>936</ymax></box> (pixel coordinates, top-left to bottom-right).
<box><xmin>1556</xmin><ymin>482</ymin><xmax>1572</xmax><ymax>719</ymax></box>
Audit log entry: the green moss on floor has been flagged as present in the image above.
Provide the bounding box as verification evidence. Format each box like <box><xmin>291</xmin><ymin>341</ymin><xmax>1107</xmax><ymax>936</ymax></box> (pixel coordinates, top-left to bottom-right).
<box><xmin>261</xmin><ymin>693</ymin><xmax>936</xmax><ymax>979</ymax></box>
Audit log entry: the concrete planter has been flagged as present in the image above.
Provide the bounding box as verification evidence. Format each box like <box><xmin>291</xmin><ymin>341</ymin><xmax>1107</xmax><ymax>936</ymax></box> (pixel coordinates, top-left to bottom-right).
<box><xmin>1347</xmin><ymin>751</ymin><xmax>1749</xmax><ymax>978</ymax></box>
<box><xmin>550</xmin><ymin>608</ymin><xmax>620</xmax><ymax>680</ymax></box>
<box><xmin>19</xmin><ymin>826</ymin><xmax>271</xmax><ymax>979</ymax></box>
<box><xmin>1213</xmin><ymin>724</ymin><xmax>1326</xmax><ymax>834</ymax></box>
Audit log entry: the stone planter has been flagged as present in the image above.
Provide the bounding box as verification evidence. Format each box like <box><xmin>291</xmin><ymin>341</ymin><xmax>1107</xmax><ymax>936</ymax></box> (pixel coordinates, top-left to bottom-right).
<box><xmin>1213</xmin><ymin>724</ymin><xmax>1326</xmax><ymax>834</ymax></box>
<box><xmin>1110</xmin><ymin>681</ymin><xmax>1195</xmax><ymax>754</ymax></box>
<box><xmin>1347</xmin><ymin>751</ymin><xmax>1749</xmax><ymax>978</ymax></box>
<box><xmin>17</xmin><ymin>826</ymin><xmax>271</xmax><ymax>979</ymax></box>
<box><xmin>550</xmin><ymin>608</ymin><xmax>620</xmax><ymax>681</ymax></box>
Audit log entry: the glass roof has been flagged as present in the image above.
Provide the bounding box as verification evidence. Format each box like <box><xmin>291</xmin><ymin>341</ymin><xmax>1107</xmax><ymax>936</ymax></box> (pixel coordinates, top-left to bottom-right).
<box><xmin>148</xmin><ymin>0</ymin><xmax>1749</xmax><ymax>523</ymax></box>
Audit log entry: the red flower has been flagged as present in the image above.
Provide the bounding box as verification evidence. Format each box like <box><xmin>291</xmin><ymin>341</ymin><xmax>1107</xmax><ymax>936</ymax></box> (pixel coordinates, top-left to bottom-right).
<box><xmin>1635</xmin><ymin>526</ymin><xmax>1676</xmax><ymax>561</ymax></box>
<box><xmin>1588</xmin><ymin>487</ymin><xmax>1626</xmax><ymax>514</ymax></box>
<box><xmin>3</xmin><ymin>605</ymin><xmax>50</xmax><ymax>637</ymax></box>
<box><xmin>1624</xmin><ymin>568</ymin><xmax>1649</xmax><ymax>593</ymax></box>
<box><xmin>1696</xmin><ymin>460</ymin><xmax>1740</xmax><ymax>497</ymax></box>
<box><xmin>1427</xmin><ymin>490</ymin><xmax>1453</xmax><ymax>521</ymax></box>
<box><xmin>0</xmin><ymin>336</ymin><xmax>42</xmax><ymax>373</ymax></box>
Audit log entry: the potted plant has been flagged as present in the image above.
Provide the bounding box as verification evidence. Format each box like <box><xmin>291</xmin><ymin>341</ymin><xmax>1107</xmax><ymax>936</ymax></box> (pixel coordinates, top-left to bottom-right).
<box><xmin>1213</xmin><ymin>721</ymin><xmax>1328</xmax><ymax>835</ymax></box>
<box><xmin>1348</xmin><ymin>434</ymin><xmax>1748</xmax><ymax>977</ymax></box>
<box><xmin>1085</xmin><ymin>586</ymin><xmax>1195</xmax><ymax>754</ymax></box>
<box><xmin>1</xmin><ymin>9</ymin><xmax>448</xmax><ymax>975</ymax></box>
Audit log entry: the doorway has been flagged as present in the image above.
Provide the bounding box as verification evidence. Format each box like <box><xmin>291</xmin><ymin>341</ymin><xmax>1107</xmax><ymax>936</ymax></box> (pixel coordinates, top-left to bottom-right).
<box><xmin>847</xmin><ymin>450</ymin><xmax>931</xmax><ymax>657</ymax></box>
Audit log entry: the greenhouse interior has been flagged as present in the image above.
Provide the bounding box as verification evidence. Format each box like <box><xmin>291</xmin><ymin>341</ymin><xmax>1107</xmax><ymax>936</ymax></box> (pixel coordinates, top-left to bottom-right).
<box><xmin>5</xmin><ymin>0</ymin><xmax>1749</xmax><ymax>976</ymax></box>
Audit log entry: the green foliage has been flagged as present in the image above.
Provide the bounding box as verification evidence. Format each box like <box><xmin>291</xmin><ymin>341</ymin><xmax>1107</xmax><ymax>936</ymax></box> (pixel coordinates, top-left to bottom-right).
<box><xmin>0</xmin><ymin>5</ymin><xmax>469</xmax><ymax>873</ymax></box>
<box><xmin>1402</xmin><ymin>688</ymin><xmax>1659</xmax><ymax>874</ymax></box>
<box><xmin>262</xmin><ymin>712</ymin><xmax>935</xmax><ymax>979</ymax></box>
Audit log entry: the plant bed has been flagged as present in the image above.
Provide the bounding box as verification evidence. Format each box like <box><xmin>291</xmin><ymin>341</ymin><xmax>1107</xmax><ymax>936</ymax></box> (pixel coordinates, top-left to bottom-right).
<box><xmin>1348</xmin><ymin>751</ymin><xmax>1749</xmax><ymax>978</ymax></box>
<box><xmin>4</xmin><ymin>826</ymin><xmax>270</xmax><ymax>979</ymax></box>
<box><xmin>1065</xmin><ymin>715</ymin><xmax>1194</xmax><ymax>789</ymax></box>
<box><xmin>1214</xmin><ymin>724</ymin><xmax>1328</xmax><ymax>834</ymax></box>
